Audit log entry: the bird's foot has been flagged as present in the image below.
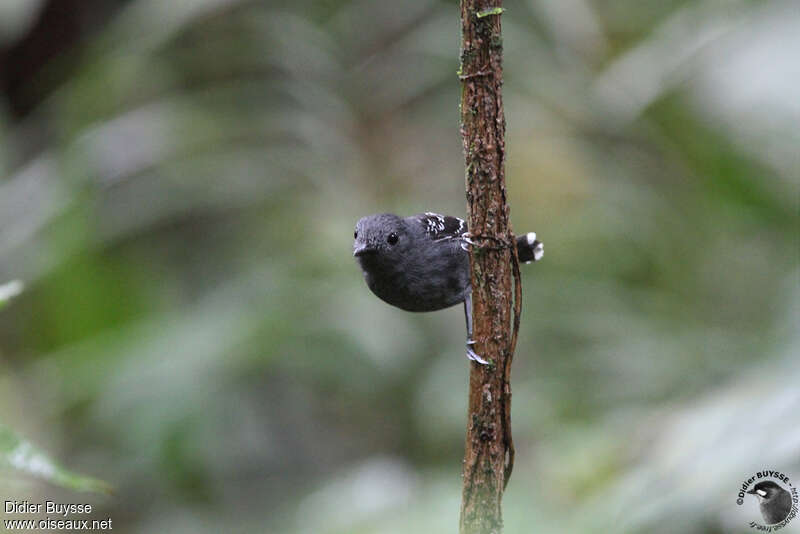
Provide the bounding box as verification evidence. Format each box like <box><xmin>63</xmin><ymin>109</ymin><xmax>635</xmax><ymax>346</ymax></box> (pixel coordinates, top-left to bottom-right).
<box><xmin>466</xmin><ymin>339</ymin><xmax>490</xmax><ymax>365</ymax></box>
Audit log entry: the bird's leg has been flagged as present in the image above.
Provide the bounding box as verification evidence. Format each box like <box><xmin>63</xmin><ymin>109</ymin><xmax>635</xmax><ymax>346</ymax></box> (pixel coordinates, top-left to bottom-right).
<box><xmin>464</xmin><ymin>292</ymin><xmax>489</xmax><ymax>365</ymax></box>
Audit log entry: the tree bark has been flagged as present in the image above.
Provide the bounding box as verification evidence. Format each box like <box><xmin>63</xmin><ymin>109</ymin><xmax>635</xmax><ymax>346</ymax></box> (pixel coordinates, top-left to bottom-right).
<box><xmin>458</xmin><ymin>2</ymin><xmax>520</xmax><ymax>534</ymax></box>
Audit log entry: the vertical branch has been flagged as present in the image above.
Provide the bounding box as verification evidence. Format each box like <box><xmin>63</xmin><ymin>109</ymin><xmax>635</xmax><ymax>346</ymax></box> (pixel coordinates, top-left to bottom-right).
<box><xmin>459</xmin><ymin>1</ymin><xmax>519</xmax><ymax>534</ymax></box>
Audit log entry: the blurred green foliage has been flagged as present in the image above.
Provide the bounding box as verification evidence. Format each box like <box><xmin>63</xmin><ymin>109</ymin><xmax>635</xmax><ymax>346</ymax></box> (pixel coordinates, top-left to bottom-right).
<box><xmin>1</xmin><ymin>281</ymin><xmax>111</xmax><ymax>494</ymax></box>
<box><xmin>0</xmin><ymin>0</ymin><xmax>797</xmax><ymax>533</ymax></box>
<box><xmin>0</xmin><ymin>421</ymin><xmax>111</xmax><ymax>495</ymax></box>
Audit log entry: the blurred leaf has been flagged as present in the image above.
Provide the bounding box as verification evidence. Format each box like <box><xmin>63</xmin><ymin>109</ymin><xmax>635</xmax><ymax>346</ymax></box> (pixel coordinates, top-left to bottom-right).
<box><xmin>0</xmin><ymin>423</ymin><xmax>112</xmax><ymax>494</ymax></box>
<box><xmin>0</xmin><ymin>279</ymin><xmax>24</xmax><ymax>310</ymax></box>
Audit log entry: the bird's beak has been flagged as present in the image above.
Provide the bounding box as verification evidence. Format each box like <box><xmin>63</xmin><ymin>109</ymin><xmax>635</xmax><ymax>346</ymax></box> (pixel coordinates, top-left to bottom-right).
<box><xmin>746</xmin><ymin>489</ymin><xmax>756</xmax><ymax>495</ymax></box>
<box><xmin>353</xmin><ymin>244</ymin><xmax>375</xmax><ymax>257</ymax></box>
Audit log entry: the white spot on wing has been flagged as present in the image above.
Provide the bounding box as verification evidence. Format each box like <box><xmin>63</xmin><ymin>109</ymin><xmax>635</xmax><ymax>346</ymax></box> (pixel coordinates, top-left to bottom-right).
<box><xmin>534</xmin><ymin>242</ymin><xmax>544</xmax><ymax>261</ymax></box>
<box><xmin>424</xmin><ymin>212</ymin><xmax>446</xmax><ymax>232</ymax></box>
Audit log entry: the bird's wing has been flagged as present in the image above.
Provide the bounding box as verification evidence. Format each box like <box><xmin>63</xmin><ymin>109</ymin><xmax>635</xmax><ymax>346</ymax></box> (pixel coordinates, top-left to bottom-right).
<box><xmin>414</xmin><ymin>212</ymin><xmax>467</xmax><ymax>241</ymax></box>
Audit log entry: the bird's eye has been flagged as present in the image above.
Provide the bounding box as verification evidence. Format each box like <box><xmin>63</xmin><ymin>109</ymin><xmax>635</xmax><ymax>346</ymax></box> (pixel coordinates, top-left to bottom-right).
<box><xmin>387</xmin><ymin>232</ymin><xmax>398</xmax><ymax>245</ymax></box>
<box><xmin>354</xmin><ymin>230</ymin><xmax>358</xmax><ymax>239</ymax></box>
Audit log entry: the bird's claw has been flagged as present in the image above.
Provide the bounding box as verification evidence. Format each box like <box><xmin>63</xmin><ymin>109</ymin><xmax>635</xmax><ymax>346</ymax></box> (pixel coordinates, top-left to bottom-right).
<box><xmin>464</xmin><ymin>295</ymin><xmax>488</xmax><ymax>364</ymax></box>
<box><xmin>466</xmin><ymin>340</ymin><xmax>489</xmax><ymax>365</ymax></box>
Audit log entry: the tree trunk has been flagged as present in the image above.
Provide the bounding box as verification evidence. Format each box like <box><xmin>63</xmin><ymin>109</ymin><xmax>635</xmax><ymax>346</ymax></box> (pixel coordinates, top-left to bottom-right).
<box><xmin>458</xmin><ymin>1</ymin><xmax>520</xmax><ymax>534</ymax></box>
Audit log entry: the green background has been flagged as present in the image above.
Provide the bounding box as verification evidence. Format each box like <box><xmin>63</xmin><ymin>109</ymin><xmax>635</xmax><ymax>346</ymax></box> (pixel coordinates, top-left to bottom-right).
<box><xmin>0</xmin><ymin>0</ymin><xmax>798</xmax><ymax>532</ymax></box>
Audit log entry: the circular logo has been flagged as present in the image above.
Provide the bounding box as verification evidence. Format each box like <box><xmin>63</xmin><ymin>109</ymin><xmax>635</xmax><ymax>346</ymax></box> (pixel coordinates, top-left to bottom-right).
<box><xmin>736</xmin><ymin>470</ymin><xmax>798</xmax><ymax>530</ymax></box>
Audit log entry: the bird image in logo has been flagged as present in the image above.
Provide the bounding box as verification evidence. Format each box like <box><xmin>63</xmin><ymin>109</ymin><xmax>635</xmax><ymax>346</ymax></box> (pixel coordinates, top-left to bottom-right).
<box><xmin>736</xmin><ymin>470</ymin><xmax>798</xmax><ymax>530</ymax></box>
<box><xmin>747</xmin><ymin>480</ymin><xmax>793</xmax><ymax>525</ymax></box>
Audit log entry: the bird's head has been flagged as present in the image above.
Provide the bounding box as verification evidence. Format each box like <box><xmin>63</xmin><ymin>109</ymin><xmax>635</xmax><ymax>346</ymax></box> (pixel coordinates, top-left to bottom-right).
<box><xmin>747</xmin><ymin>481</ymin><xmax>785</xmax><ymax>502</ymax></box>
<box><xmin>353</xmin><ymin>213</ymin><xmax>409</xmax><ymax>263</ymax></box>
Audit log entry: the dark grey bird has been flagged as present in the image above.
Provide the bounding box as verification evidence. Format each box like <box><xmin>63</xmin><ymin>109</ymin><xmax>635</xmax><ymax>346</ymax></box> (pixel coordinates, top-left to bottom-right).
<box><xmin>747</xmin><ymin>480</ymin><xmax>793</xmax><ymax>525</ymax></box>
<box><xmin>353</xmin><ymin>212</ymin><xmax>543</xmax><ymax>364</ymax></box>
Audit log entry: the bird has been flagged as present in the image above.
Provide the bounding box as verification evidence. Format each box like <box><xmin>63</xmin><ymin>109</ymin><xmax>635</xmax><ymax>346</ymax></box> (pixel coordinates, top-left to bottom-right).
<box><xmin>747</xmin><ymin>480</ymin><xmax>793</xmax><ymax>525</ymax></box>
<box><xmin>353</xmin><ymin>212</ymin><xmax>543</xmax><ymax>364</ymax></box>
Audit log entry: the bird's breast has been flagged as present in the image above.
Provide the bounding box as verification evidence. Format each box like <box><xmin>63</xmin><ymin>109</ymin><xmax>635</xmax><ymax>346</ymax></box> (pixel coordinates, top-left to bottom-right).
<box><xmin>358</xmin><ymin>245</ymin><xmax>470</xmax><ymax>312</ymax></box>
